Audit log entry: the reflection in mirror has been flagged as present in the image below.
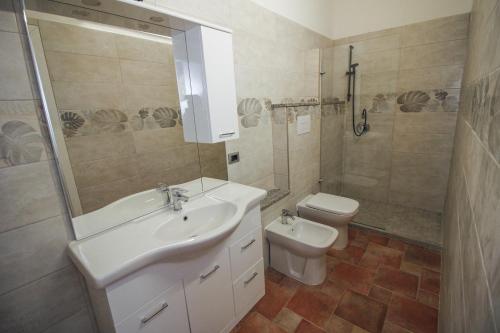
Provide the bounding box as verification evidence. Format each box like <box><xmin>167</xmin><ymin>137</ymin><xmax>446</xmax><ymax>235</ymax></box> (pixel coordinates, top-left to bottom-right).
<box><xmin>26</xmin><ymin>4</ymin><xmax>227</xmax><ymax>239</ymax></box>
<box><xmin>227</xmin><ymin>98</ymin><xmax>290</xmax><ymax>209</ymax></box>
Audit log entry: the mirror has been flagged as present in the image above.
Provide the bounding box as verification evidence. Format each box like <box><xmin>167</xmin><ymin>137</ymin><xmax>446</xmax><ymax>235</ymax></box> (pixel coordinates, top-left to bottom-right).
<box><xmin>25</xmin><ymin>0</ymin><xmax>227</xmax><ymax>239</ymax></box>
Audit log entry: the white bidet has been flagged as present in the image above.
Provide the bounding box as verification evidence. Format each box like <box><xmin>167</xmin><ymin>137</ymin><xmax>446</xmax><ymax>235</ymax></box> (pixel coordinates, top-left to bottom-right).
<box><xmin>265</xmin><ymin>216</ymin><xmax>338</xmax><ymax>285</ymax></box>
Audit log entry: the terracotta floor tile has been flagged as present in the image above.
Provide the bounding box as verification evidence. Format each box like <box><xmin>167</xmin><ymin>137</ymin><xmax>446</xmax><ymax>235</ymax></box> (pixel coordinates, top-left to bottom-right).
<box><xmin>417</xmin><ymin>290</ymin><xmax>439</xmax><ymax>309</ymax></box>
<box><xmin>335</xmin><ymin>291</ymin><xmax>387</xmax><ymax>333</ymax></box>
<box><xmin>305</xmin><ymin>279</ymin><xmax>346</xmax><ymax>303</ymax></box>
<box><xmin>267</xmin><ymin>268</ymin><xmax>286</xmax><ymax>284</ymax></box>
<box><xmin>359</xmin><ymin>243</ymin><xmax>403</xmax><ymax>270</ymax></box>
<box><xmin>381</xmin><ymin>321</ymin><xmax>412</xmax><ymax>333</ymax></box>
<box><xmin>399</xmin><ymin>261</ymin><xmax>423</xmax><ymax>276</ymax></box>
<box><xmin>273</xmin><ymin>308</ymin><xmax>302</xmax><ymax>333</ymax></box>
<box><xmin>369</xmin><ymin>285</ymin><xmax>392</xmax><ymax>305</ymax></box>
<box><xmin>325</xmin><ymin>315</ymin><xmax>353</xmax><ymax>333</ymax></box>
<box><xmin>420</xmin><ymin>269</ymin><xmax>440</xmax><ymax>294</ymax></box>
<box><xmin>329</xmin><ymin>262</ymin><xmax>375</xmax><ymax>295</ymax></box>
<box><xmin>279</xmin><ymin>276</ymin><xmax>303</xmax><ymax>293</ymax></box>
<box><xmin>233</xmin><ymin>311</ymin><xmax>288</xmax><ymax>333</ymax></box>
<box><xmin>374</xmin><ymin>266</ymin><xmax>418</xmax><ymax>299</ymax></box>
<box><xmin>387</xmin><ymin>295</ymin><xmax>438</xmax><ymax>333</ymax></box>
<box><xmin>287</xmin><ymin>287</ymin><xmax>337</xmax><ymax>328</ymax></box>
<box><xmin>404</xmin><ymin>245</ymin><xmax>441</xmax><ymax>272</ymax></box>
<box><xmin>356</xmin><ymin>230</ymin><xmax>389</xmax><ymax>246</ymax></box>
<box><xmin>295</xmin><ymin>320</ymin><xmax>326</xmax><ymax>333</ymax></box>
<box><xmin>255</xmin><ymin>280</ymin><xmax>294</xmax><ymax>320</ymax></box>
<box><xmin>387</xmin><ymin>239</ymin><xmax>407</xmax><ymax>252</ymax></box>
<box><xmin>349</xmin><ymin>228</ymin><xmax>358</xmax><ymax>240</ymax></box>
<box><xmin>327</xmin><ymin>244</ymin><xmax>366</xmax><ymax>264</ymax></box>
<box><xmin>352</xmin><ymin>326</ymin><xmax>371</xmax><ymax>333</ymax></box>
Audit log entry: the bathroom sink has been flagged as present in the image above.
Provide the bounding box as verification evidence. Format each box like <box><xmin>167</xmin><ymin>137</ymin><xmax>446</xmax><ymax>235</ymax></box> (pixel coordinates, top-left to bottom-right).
<box><xmin>68</xmin><ymin>182</ymin><xmax>266</xmax><ymax>288</ymax></box>
<box><xmin>153</xmin><ymin>199</ymin><xmax>237</xmax><ymax>242</ymax></box>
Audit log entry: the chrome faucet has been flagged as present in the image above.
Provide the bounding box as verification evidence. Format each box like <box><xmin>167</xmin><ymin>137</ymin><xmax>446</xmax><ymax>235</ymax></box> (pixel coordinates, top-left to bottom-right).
<box><xmin>281</xmin><ymin>209</ymin><xmax>295</xmax><ymax>225</ymax></box>
<box><xmin>171</xmin><ymin>187</ymin><xmax>189</xmax><ymax>211</ymax></box>
<box><xmin>156</xmin><ymin>183</ymin><xmax>189</xmax><ymax>211</ymax></box>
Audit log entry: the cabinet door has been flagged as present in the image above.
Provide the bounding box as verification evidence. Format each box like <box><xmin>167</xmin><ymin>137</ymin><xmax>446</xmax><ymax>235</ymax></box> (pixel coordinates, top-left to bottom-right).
<box><xmin>184</xmin><ymin>249</ymin><xmax>235</xmax><ymax>333</ymax></box>
<box><xmin>115</xmin><ymin>281</ymin><xmax>190</xmax><ymax>333</ymax></box>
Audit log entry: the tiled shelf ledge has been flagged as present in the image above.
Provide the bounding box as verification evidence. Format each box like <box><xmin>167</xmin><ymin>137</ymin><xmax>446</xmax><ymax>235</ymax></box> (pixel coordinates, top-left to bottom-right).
<box><xmin>270</xmin><ymin>102</ymin><xmax>320</xmax><ymax>109</ymax></box>
<box><xmin>261</xmin><ymin>189</ymin><xmax>290</xmax><ymax>210</ymax></box>
<box><xmin>270</xmin><ymin>100</ymin><xmax>345</xmax><ymax>109</ymax></box>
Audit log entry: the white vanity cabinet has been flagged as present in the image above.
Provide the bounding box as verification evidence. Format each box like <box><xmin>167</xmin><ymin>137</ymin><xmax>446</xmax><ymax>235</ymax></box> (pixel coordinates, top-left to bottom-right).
<box><xmin>88</xmin><ymin>205</ymin><xmax>265</xmax><ymax>333</ymax></box>
<box><xmin>184</xmin><ymin>249</ymin><xmax>234</xmax><ymax>333</ymax></box>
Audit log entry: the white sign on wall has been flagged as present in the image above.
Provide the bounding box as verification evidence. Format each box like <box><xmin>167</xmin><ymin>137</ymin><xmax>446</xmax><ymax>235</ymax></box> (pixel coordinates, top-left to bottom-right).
<box><xmin>296</xmin><ymin>114</ymin><xmax>311</xmax><ymax>135</ymax></box>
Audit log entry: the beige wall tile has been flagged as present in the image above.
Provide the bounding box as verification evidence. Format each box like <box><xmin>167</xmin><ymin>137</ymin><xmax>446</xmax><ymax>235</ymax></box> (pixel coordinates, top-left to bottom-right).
<box><xmin>136</xmin><ymin>144</ymin><xmax>199</xmax><ymax>176</ymax></box>
<box><xmin>389</xmin><ymin>152</ymin><xmax>450</xmax><ymax>211</ymax></box>
<box><xmin>398</xmin><ymin>65</ymin><xmax>464</xmax><ymax>90</ymax></box>
<box><xmin>357</xmin><ymin>48</ymin><xmax>400</xmax><ymax>74</ymax></box>
<box><xmin>394</xmin><ymin>111</ymin><xmax>457</xmax><ymax>134</ymax></box>
<box><xmin>132</xmin><ymin>127</ymin><xmax>186</xmax><ymax>153</ymax></box>
<box><xmin>0</xmin><ymin>266</ymin><xmax>87</xmax><ymax>333</ymax></box>
<box><xmin>400</xmin><ymin>39</ymin><xmax>467</xmax><ymax>70</ymax></box>
<box><xmin>351</xmin><ymin>34</ymin><xmax>400</xmax><ymax>54</ymax></box>
<box><xmin>43</xmin><ymin>308</ymin><xmax>95</xmax><ymax>333</ymax></box>
<box><xmin>121</xmin><ymin>84</ymin><xmax>179</xmax><ymax>110</ymax></box>
<box><xmin>0</xmin><ymin>1</ymin><xmax>17</xmax><ymax>33</ymax></box>
<box><xmin>400</xmin><ymin>14</ymin><xmax>469</xmax><ymax>47</ymax></box>
<box><xmin>119</xmin><ymin>59</ymin><xmax>175</xmax><ymax>85</ymax></box>
<box><xmin>0</xmin><ymin>31</ymin><xmax>33</xmax><ymax>100</ymax></box>
<box><xmin>0</xmin><ymin>216</ymin><xmax>71</xmax><ymax>295</ymax></box>
<box><xmin>52</xmin><ymin>81</ymin><xmax>124</xmax><ymax>110</ymax></box>
<box><xmin>78</xmin><ymin>175</ymin><xmax>143</xmax><ymax>213</ymax></box>
<box><xmin>72</xmin><ymin>156</ymin><xmax>139</xmax><ymax>189</ymax></box>
<box><xmin>392</xmin><ymin>131</ymin><xmax>455</xmax><ymax>154</ymax></box>
<box><xmin>45</xmin><ymin>51</ymin><xmax>121</xmax><ymax>83</ymax></box>
<box><xmin>0</xmin><ymin>161</ymin><xmax>62</xmax><ymax>233</ymax></box>
<box><xmin>38</xmin><ymin>20</ymin><xmax>117</xmax><ymax>57</ymax></box>
<box><xmin>115</xmin><ymin>34</ymin><xmax>172</xmax><ymax>64</ymax></box>
<box><xmin>0</xmin><ymin>100</ymin><xmax>48</xmax><ymax>167</ymax></box>
<box><xmin>66</xmin><ymin>132</ymin><xmax>136</xmax><ymax>163</ymax></box>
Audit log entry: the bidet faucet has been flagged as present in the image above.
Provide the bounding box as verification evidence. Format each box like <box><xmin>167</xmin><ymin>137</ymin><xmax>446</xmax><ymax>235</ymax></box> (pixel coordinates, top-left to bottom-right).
<box><xmin>156</xmin><ymin>184</ymin><xmax>189</xmax><ymax>211</ymax></box>
<box><xmin>281</xmin><ymin>209</ymin><xmax>295</xmax><ymax>225</ymax></box>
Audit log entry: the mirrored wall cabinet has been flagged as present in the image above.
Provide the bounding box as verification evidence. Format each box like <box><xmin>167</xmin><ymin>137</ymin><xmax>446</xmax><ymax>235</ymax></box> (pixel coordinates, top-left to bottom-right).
<box><xmin>173</xmin><ymin>26</ymin><xmax>239</xmax><ymax>143</ymax></box>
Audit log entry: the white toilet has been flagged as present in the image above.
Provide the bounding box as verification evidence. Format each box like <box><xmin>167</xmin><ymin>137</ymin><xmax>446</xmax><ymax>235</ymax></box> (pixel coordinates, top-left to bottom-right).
<box><xmin>297</xmin><ymin>193</ymin><xmax>359</xmax><ymax>250</ymax></box>
<box><xmin>265</xmin><ymin>215</ymin><xmax>338</xmax><ymax>285</ymax></box>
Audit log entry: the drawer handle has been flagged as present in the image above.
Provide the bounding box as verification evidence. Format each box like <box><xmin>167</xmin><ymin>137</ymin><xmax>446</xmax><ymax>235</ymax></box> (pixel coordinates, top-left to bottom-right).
<box><xmin>244</xmin><ymin>272</ymin><xmax>259</xmax><ymax>285</ymax></box>
<box><xmin>140</xmin><ymin>301</ymin><xmax>168</xmax><ymax>324</ymax></box>
<box><xmin>241</xmin><ymin>239</ymin><xmax>256</xmax><ymax>250</ymax></box>
<box><xmin>219</xmin><ymin>131</ymin><xmax>235</xmax><ymax>138</ymax></box>
<box><xmin>200</xmin><ymin>265</ymin><xmax>220</xmax><ymax>280</ymax></box>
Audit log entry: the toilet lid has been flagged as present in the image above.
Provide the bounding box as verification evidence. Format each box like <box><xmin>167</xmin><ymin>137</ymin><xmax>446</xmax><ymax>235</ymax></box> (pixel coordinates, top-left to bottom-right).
<box><xmin>306</xmin><ymin>193</ymin><xmax>359</xmax><ymax>215</ymax></box>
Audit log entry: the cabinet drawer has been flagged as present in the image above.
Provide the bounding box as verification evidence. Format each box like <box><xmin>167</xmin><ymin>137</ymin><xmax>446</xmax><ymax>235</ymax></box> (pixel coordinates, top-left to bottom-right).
<box><xmin>115</xmin><ymin>281</ymin><xmax>189</xmax><ymax>333</ymax></box>
<box><xmin>233</xmin><ymin>259</ymin><xmax>265</xmax><ymax>316</ymax></box>
<box><xmin>184</xmin><ymin>249</ymin><xmax>234</xmax><ymax>333</ymax></box>
<box><xmin>229</xmin><ymin>227</ymin><xmax>263</xmax><ymax>279</ymax></box>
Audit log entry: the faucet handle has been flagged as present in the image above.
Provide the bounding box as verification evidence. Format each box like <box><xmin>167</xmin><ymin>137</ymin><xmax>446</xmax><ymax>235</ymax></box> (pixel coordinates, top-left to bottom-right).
<box><xmin>156</xmin><ymin>183</ymin><xmax>169</xmax><ymax>192</ymax></box>
<box><xmin>170</xmin><ymin>187</ymin><xmax>188</xmax><ymax>195</ymax></box>
<box><xmin>281</xmin><ymin>209</ymin><xmax>295</xmax><ymax>219</ymax></box>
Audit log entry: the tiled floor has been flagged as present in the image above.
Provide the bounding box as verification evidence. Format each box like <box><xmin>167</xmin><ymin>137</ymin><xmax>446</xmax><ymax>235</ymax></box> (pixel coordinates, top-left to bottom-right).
<box><xmin>232</xmin><ymin>227</ymin><xmax>441</xmax><ymax>333</ymax></box>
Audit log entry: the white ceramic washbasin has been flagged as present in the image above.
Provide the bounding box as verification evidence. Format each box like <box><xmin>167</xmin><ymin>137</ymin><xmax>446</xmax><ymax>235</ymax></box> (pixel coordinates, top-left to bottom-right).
<box><xmin>266</xmin><ymin>216</ymin><xmax>338</xmax><ymax>257</ymax></box>
<box><xmin>68</xmin><ymin>182</ymin><xmax>266</xmax><ymax>288</ymax></box>
<box><xmin>153</xmin><ymin>200</ymin><xmax>237</xmax><ymax>242</ymax></box>
<box><xmin>72</xmin><ymin>177</ymin><xmax>226</xmax><ymax>239</ymax></box>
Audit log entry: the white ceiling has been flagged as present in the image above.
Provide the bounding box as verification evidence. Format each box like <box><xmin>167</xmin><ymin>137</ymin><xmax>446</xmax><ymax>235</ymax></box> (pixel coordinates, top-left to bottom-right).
<box><xmin>251</xmin><ymin>0</ymin><xmax>473</xmax><ymax>40</ymax></box>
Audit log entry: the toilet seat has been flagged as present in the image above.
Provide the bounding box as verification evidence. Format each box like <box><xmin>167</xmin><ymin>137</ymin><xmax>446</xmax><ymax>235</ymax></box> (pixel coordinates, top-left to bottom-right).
<box><xmin>305</xmin><ymin>193</ymin><xmax>359</xmax><ymax>215</ymax></box>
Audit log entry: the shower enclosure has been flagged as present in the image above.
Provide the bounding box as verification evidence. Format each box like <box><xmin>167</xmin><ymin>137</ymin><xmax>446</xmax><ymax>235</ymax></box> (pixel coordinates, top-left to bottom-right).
<box><xmin>319</xmin><ymin>41</ymin><xmax>448</xmax><ymax>248</ymax></box>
